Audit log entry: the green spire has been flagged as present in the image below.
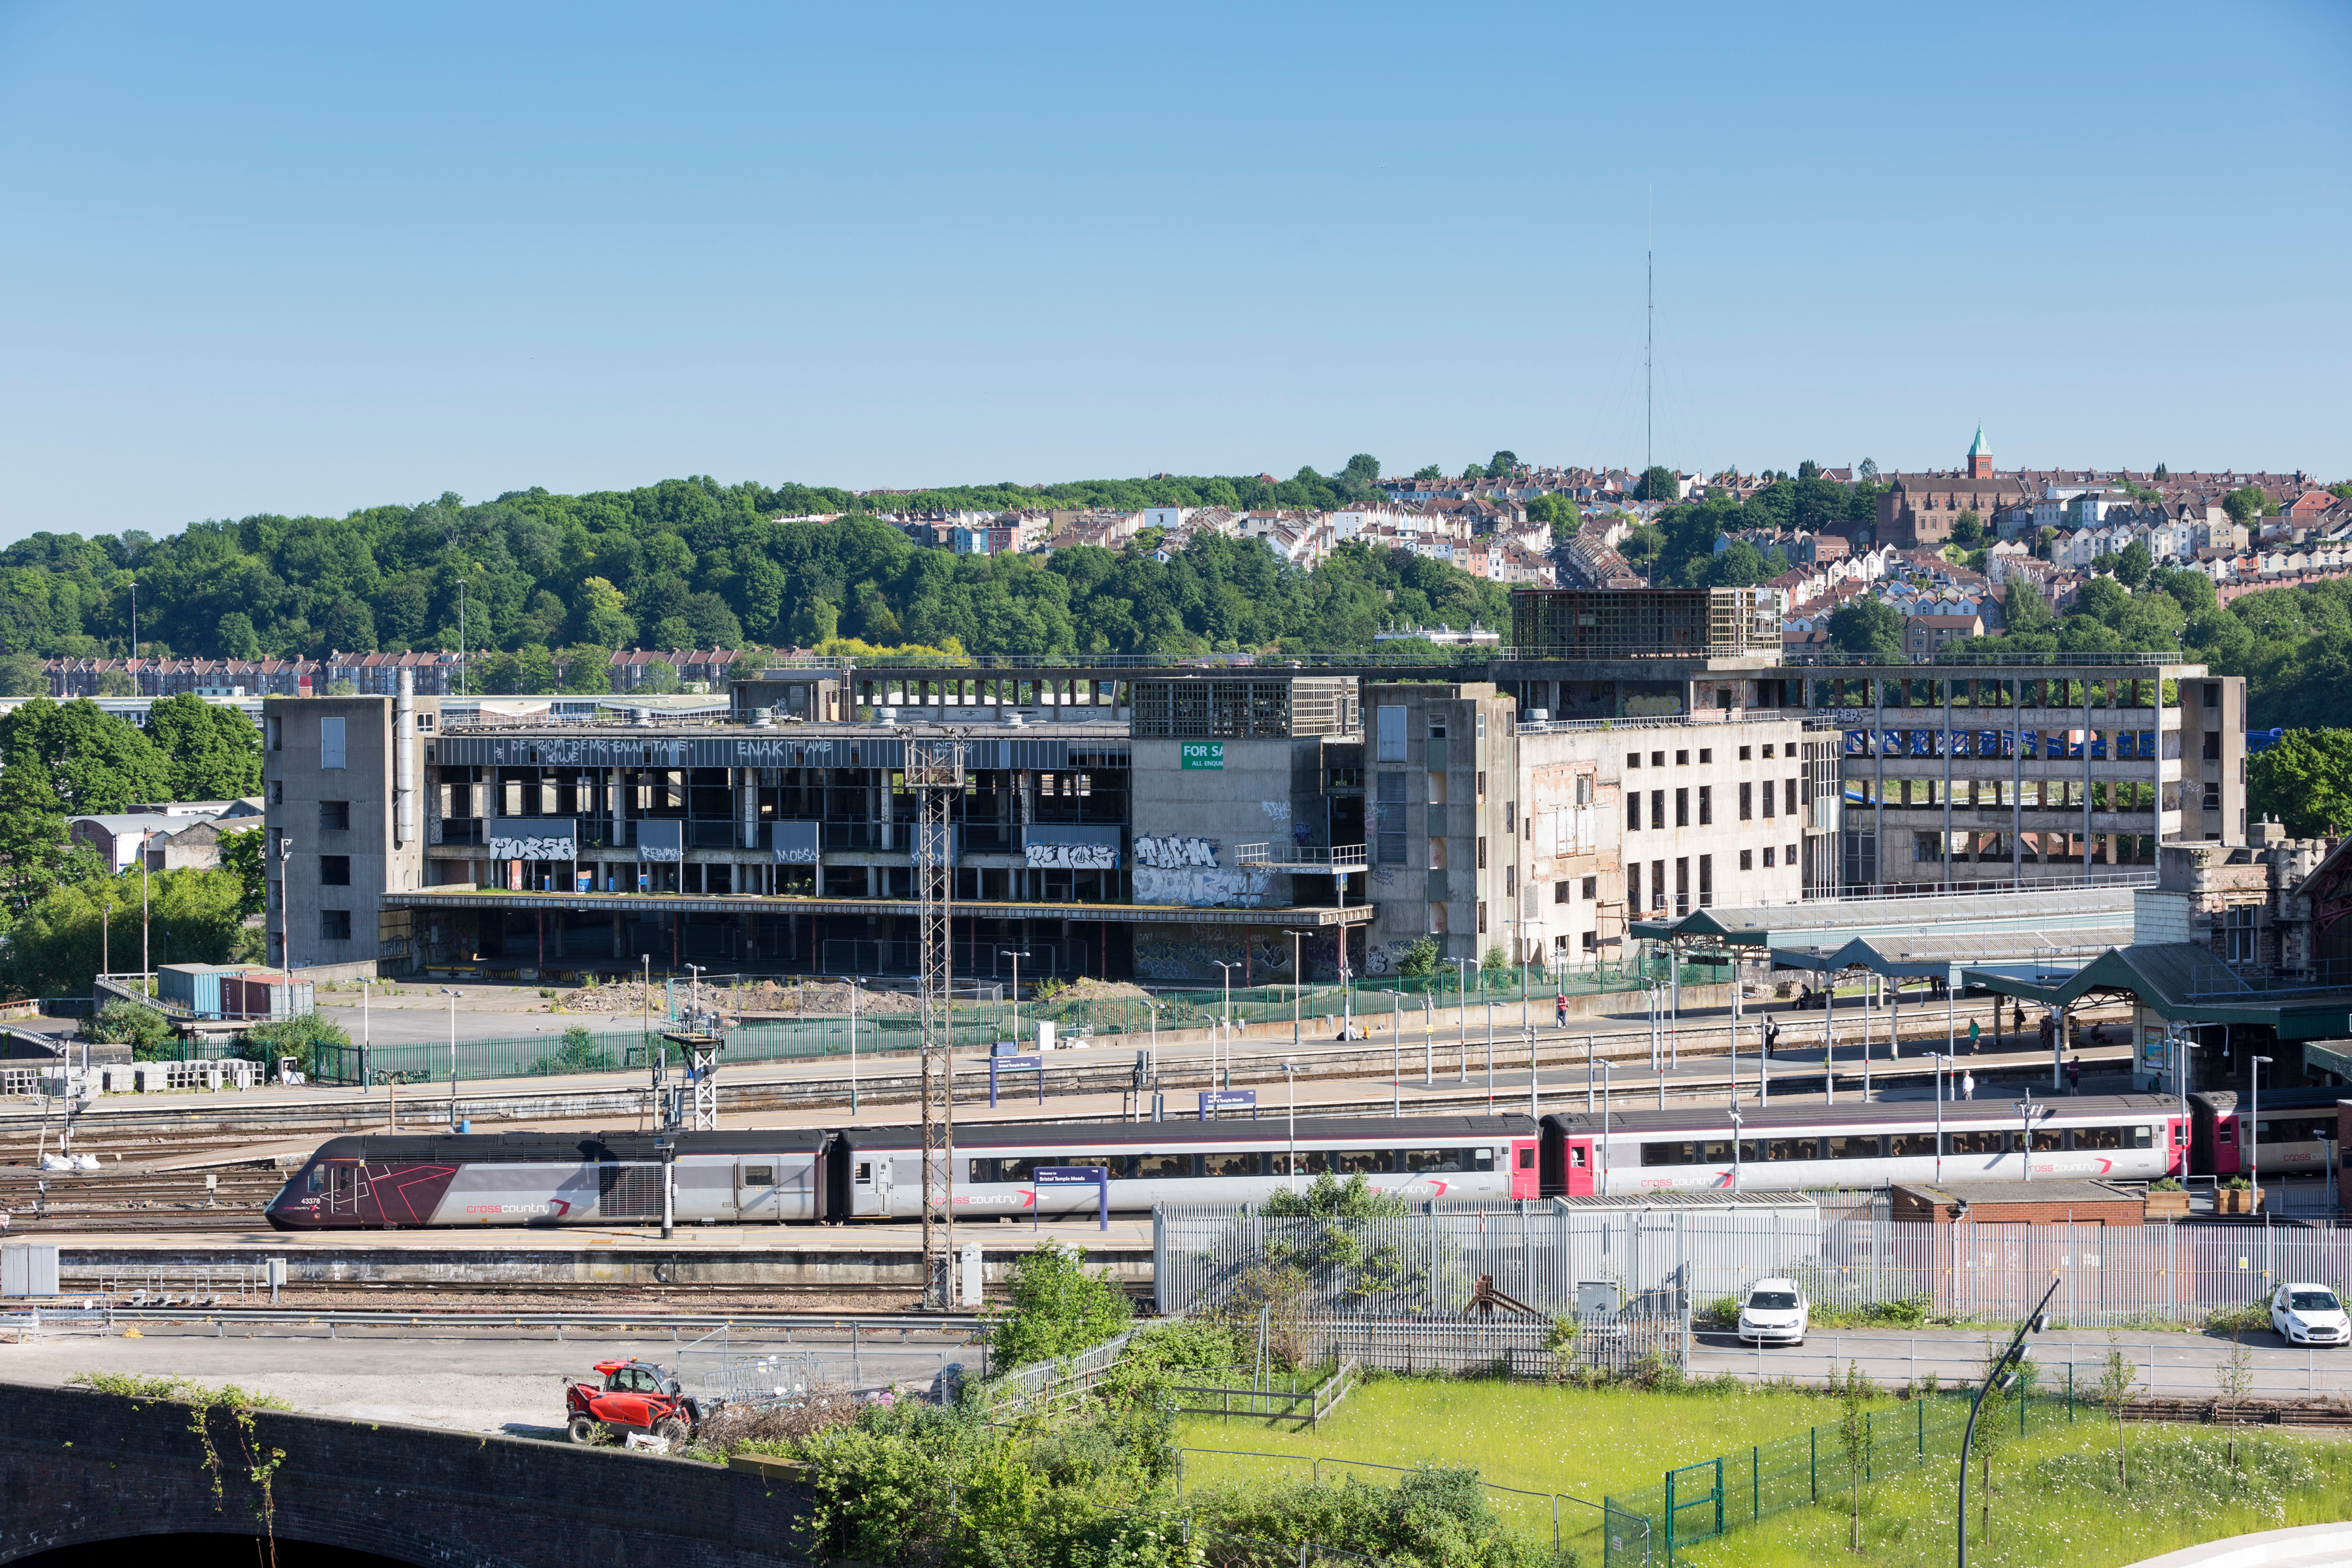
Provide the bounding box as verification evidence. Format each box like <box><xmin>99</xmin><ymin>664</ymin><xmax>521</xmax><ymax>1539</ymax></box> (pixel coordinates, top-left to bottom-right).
<box><xmin>1968</xmin><ymin>424</ymin><xmax>1990</xmax><ymax>458</ymax></box>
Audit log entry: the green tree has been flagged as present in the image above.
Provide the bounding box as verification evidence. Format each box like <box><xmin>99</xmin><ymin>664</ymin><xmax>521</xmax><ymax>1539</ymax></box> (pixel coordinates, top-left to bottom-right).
<box><xmin>2153</xmin><ymin>463</ymin><xmax>2169</xmax><ymax>480</ymax></box>
<box><xmin>322</xmin><ymin>595</ymin><xmax>376</xmax><ymax>653</ymax></box>
<box><xmin>1835</xmin><ymin>1360</ymin><xmax>1872</xmax><ymax>1550</ymax></box>
<box><xmin>1637</xmin><ymin>465</ymin><xmax>1678</xmax><ymax>504</ymax></box>
<box><xmin>144</xmin><ymin>693</ymin><xmax>263</xmax><ymax>799</ymax></box>
<box><xmin>571</xmin><ymin>576</ymin><xmax>636</xmax><ymax>648</ymax></box>
<box><xmin>1412</xmin><ymin>464</ymin><xmax>1443</xmax><ymax>480</ymax></box>
<box><xmin>1</xmin><ymin>866</ymin><xmax>245</xmax><ymax>999</ymax></box>
<box><xmin>2222</xmin><ymin>486</ymin><xmax>2274</xmax><ymax>525</ymax></box>
<box><xmin>1394</xmin><ymin>936</ymin><xmax>1439</xmax><ymax>977</ymax></box>
<box><xmin>1828</xmin><ymin>597</ymin><xmax>1905</xmax><ymax>658</ymax></box>
<box><xmin>2114</xmin><ymin>540</ymin><xmax>2154</xmax><ymax>590</ymax></box>
<box><xmin>559</xmin><ymin>645</ymin><xmax>613</xmax><ymax>694</ymax></box>
<box><xmin>215</xmin><ymin>612</ymin><xmax>263</xmax><ymax>661</ymax></box>
<box><xmin>0</xmin><ymin>653</ymin><xmax>44</xmax><ymax>696</ymax></box>
<box><xmin>1459</xmin><ymin>461</ymin><xmax>1486</xmax><ymax>482</ymax></box>
<box><xmin>2248</xmin><ymin>730</ymin><xmax>2352</xmax><ymax>836</ymax></box>
<box><xmin>1950</xmin><ymin>510</ymin><xmax>1984</xmax><ymax>546</ymax></box>
<box><xmin>1484</xmin><ymin>451</ymin><xmax>1518</xmax><ymax>477</ymax></box>
<box><xmin>634</xmin><ymin>661</ymin><xmax>682</xmax><ymax>694</ymax></box>
<box><xmin>218</xmin><ymin>824</ymin><xmax>266</xmax><ymax>917</ymax></box>
<box><xmin>2094</xmin><ymin>1328</ymin><xmax>2141</xmax><ymax>1488</ymax></box>
<box><xmin>1260</xmin><ymin>1173</ymin><xmax>1409</xmax><ymax>1219</ymax></box>
<box><xmin>984</xmin><ymin>1239</ymin><xmax>1132</xmax><ymax>1371</ymax></box>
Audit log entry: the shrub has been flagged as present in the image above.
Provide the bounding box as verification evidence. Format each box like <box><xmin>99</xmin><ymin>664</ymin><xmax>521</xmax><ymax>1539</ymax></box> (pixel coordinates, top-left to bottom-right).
<box><xmin>983</xmin><ymin>1240</ymin><xmax>1133</xmax><ymax>1371</ymax></box>
<box><xmin>1395</xmin><ymin>937</ymin><xmax>1439</xmax><ymax>977</ymax></box>
<box><xmin>2149</xmin><ymin>1176</ymin><xmax>2183</xmax><ymax>1192</ymax></box>
<box><xmin>532</xmin><ymin>1025</ymin><xmax>612</xmax><ymax>1075</ymax></box>
<box><xmin>241</xmin><ymin>1012</ymin><xmax>352</xmax><ymax>1075</ymax></box>
<box><xmin>82</xmin><ymin>998</ymin><xmax>174</xmax><ymax>1056</ymax></box>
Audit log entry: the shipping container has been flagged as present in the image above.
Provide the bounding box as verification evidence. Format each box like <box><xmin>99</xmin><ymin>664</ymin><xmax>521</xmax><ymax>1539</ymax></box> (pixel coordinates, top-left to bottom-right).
<box><xmin>221</xmin><ymin>973</ymin><xmax>314</xmax><ymax>1021</ymax></box>
<box><xmin>158</xmin><ymin>962</ymin><xmax>253</xmax><ymax>1018</ymax></box>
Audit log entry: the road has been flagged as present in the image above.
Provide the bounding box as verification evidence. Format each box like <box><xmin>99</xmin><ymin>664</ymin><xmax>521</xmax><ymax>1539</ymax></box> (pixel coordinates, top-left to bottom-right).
<box><xmin>0</xmin><ymin>1320</ymin><xmax>973</xmax><ymax>1437</ymax></box>
<box><xmin>1690</xmin><ymin>1324</ymin><xmax>2352</xmax><ymax>1403</ymax></box>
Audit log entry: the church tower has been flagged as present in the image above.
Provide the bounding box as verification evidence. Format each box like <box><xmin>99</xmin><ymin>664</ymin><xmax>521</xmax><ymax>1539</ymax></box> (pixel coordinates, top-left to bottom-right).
<box><xmin>1967</xmin><ymin>425</ymin><xmax>1993</xmax><ymax>479</ymax></box>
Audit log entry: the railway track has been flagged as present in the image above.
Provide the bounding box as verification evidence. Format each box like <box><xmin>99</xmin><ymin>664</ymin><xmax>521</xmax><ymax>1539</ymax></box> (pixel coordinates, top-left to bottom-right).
<box><xmin>1</xmin><ymin>994</ymin><xmax>2104</xmax><ymax>1162</ymax></box>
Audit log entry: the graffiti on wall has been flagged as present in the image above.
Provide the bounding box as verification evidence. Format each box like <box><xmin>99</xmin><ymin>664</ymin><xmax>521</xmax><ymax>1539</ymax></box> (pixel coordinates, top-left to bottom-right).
<box><xmin>1134</xmin><ymin>834</ymin><xmax>1220</xmax><ymax>869</ymax></box>
<box><xmin>1134</xmin><ymin>867</ymin><xmax>1271</xmax><ymax>907</ymax></box>
<box><xmin>485</xmin><ymin>835</ymin><xmax>578</xmax><ymax>862</ymax></box>
<box><xmin>1026</xmin><ymin>841</ymin><xmax>1119</xmax><ymax>870</ymax></box>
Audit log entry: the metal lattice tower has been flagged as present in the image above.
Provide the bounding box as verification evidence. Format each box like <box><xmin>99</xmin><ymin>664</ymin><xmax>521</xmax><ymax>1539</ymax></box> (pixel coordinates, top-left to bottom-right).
<box><xmin>906</xmin><ymin>736</ymin><xmax>964</xmax><ymax>1308</ymax></box>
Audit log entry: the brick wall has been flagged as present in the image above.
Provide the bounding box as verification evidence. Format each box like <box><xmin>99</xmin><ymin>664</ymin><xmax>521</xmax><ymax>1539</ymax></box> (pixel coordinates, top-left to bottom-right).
<box><xmin>0</xmin><ymin>1382</ymin><xmax>813</xmax><ymax>1567</ymax></box>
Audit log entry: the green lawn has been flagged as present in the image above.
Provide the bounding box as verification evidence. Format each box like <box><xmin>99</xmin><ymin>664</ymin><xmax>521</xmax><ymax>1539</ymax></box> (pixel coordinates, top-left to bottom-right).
<box><xmin>1676</xmin><ymin>1422</ymin><xmax>2352</xmax><ymax>1568</ymax></box>
<box><xmin>1175</xmin><ymin>1375</ymin><xmax>1865</xmax><ymax>1553</ymax></box>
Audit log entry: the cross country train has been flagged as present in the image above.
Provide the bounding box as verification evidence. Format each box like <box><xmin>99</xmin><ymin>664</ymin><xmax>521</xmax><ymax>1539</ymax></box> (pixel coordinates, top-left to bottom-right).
<box><xmin>263</xmin><ymin>1087</ymin><xmax>2317</xmax><ymax>1231</ymax></box>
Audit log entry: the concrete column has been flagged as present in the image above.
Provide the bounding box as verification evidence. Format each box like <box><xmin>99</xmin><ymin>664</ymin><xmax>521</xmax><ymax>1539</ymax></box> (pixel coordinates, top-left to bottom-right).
<box><xmin>612</xmin><ymin>911</ymin><xmax>625</xmax><ymax>958</ymax></box>
<box><xmin>740</xmin><ymin>767</ymin><xmax>759</xmax><ymax>849</ymax></box>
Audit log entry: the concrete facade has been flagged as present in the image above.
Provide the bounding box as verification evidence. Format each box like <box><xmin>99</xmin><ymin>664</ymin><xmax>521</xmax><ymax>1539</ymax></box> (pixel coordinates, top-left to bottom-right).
<box><xmin>261</xmin><ymin>689</ymin><xmax>434</xmax><ymax>972</ymax></box>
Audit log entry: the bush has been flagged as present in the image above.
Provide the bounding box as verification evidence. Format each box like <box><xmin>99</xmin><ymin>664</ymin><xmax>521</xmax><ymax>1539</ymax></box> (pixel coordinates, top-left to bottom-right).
<box><xmin>241</xmin><ymin>1012</ymin><xmax>352</xmax><ymax>1075</ymax></box>
<box><xmin>532</xmin><ymin>1025</ymin><xmax>612</xmax><ymax>1075</ymax></box>
<box><xmin>2149</xmin><ymin>1177</ymin><xmax>2183</xmax><ymax>1192</ymax></box>
<box><xmin>1102</xmin><ymin>1319</ymin><xmax>1246</xmax><ymax>1409</ymax></box>
<box><xmin>81</xmin><ymin>998</ymin><xmax>174</xmax><ymax>1056</ymax></box>
<box><xmin>983</xmin><ymin>1240</ymin><xmax>1133</xmax><ymax>1372</ymax></box>
<box><xmin>1395</xmin><ymin>937</ymin><xmax>1439</xmax><ymax>977</ymax></box>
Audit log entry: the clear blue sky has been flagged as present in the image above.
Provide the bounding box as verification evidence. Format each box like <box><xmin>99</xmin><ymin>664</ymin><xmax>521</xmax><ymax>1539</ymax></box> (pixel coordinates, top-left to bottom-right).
<box><xmin>1</xmin><ymin>1</ymin><xmax>2345</xmax><ymax>542</ymax></box>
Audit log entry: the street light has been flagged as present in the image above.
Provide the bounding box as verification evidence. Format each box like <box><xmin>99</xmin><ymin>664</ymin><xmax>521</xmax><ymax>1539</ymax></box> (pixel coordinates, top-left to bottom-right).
<box><xmin>654</xmin><ymin>1132</ymin><xmax>677</xmax><ymax>1240</ymax></box>
<box><xmin>685</xmin><ymin>962</ymin><xmax>705</xmax><ymax>1032</ymax></box>
<box><xmin>1283</xmin><ymin>930</ymin><xmax>1311</xmax><ymax>1049</ymax></box>
<box><xmin>1729</xmin><ymin>1107</ymin><xmax>1743</xmax><ymax>1194</ymax></box>
<box><xmin>1957</xmin><ymin>1280</ymin><xmax>2058</xmax><ymax>1568</ymax></box>
<box><xmin>441</xmin><ymin>987</ymin><xmax>461</xmax><ymax>1132</ymax></box>
<box><xmin>1000</xmin><ymin>949</ymin><xmax>1030</xmax><ymax>1044</ymax></box>
<box><xmin>1213</xmin><ymin>960</ymin><xmax>1239</xmax><ymax>1089</ymax></box>
<box><xmin>2014</xmin><ymin>1096</ymin><xmax>2038</xmax><ymax>1183</ymax></box>
<box><xmin>847</xmin><ymin>976</ymin><xmax>862</xmax><ymax>1115</ymax></box>
<box><xmin>456</xmin><ymin>579</ymin><xmax>469</xmax><ymax>698</ymax></box>
<box><xmin>1385</xmin><ymin>990</ymin><xmax>1402</xmax><ymax>1115</ymax></box>
<box><xmin>275</xmin><ymin>832</ymin><xmax>294</xmax><ymax>981</ymax></box>
<box><xmin>1282</xmin><ymin>1058</ymin><xmax>1299</xmax><ymax>1194</ymax></box>
<box><xmin>2253</xmin><ymin>1054</ymin><xmax>2274</xmax><ymax>1214</ymax></box>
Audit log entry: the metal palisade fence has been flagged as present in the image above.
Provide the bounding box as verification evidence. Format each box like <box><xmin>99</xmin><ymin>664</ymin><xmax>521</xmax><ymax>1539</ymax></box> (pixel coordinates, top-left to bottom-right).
<box><xmin>1156</xmin><ymin>1201</ymin><xmax>2352</xmax><ymax>1332</ymax></box>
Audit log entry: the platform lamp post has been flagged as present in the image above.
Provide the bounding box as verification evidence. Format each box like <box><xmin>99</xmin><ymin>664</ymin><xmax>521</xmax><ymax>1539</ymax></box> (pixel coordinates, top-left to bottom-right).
<box><xmin>655</xmin><ymin>1132</ymin><xmax>676</xmax><ymax>1240</ymax></box>
<box><xmin>1283</xmin><ymin>930</ymin><xmax>1311</xmax><ymax>1049</ymax></box>
<box><xmin>441</xmin><ymin>987</ymin><xmax>461</xmax><ymax>1132</ymax></box>
<box><xmin>1729</xmin><ymin>1106</ymin><xmax>1743</xmax><ymax>1194</ymax></box>
<box><xmin>275</xmin><ymin>831</ymin><xmax>294</xmax><ymax>983</ymax></box>
<box><xmin>1386</xmin><ymin>991</ymin><xmax>1402</xmax><ymax>1115</ymax></box>
<box><xmin>2015</xmin><ymin>1095</ymin><xmax>2038</xmax><ymax>1183</ymax></box>
<box><xmin>1959</xmin><ymin>1281</ymin><xmax>2057</xmax><ymax>1568</ymax></box>
<box><xmin>999</xmin><ymin>949</ymin><xmax>1030</xmax><ymax>1046</ymax></box>
<box><xmin>847</xmin><ymin>975</ymin><xmax>862</xmax><ymax>1115</ymax></box>
<box><xmin>1213</xmin><ymin>960</ymin><xmax>1239</xmax><ymax>1089</ymax></box>
<box><xmin>2252</xmin><ymin>1054</ymin><xmax>2272</xmax><ymax>1216</ymax></box>
<box><xmin>1282</xmin><ymin>1058</ymin><xmax>1299</xmax><ymax>1195</ymax></box>
<box><xmin>685</xmin><ymin>962</ymin><xmax>704</xmax><ymax>1034</ymax></box>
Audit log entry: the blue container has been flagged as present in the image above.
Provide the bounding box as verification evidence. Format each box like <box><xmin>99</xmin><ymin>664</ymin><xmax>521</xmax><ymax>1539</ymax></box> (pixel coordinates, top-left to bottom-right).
<box><xmin>157</xmin><ymin>963</ymin><xmax>250</xmax><ymax>1019</ymax></box>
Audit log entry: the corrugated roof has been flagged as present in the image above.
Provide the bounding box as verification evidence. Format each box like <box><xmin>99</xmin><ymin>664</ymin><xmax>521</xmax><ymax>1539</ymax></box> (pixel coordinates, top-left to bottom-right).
<box><xmin>1634</xmin><ymin>885</ymin><xmax>2142</xmax><ymax>949</ymax></box>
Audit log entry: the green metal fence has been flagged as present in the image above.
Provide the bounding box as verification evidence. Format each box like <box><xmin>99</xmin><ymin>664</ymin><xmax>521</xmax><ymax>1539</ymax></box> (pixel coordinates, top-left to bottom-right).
<box><xmin>1602</xmin><ymin>1384</ymin><xmax>2085</xmax><ymax>1567</ymax></box>
<box><xmin>218</xmin><ymin>954</ymin><xmax>1733</xmax><ymax>1088</ymax></box>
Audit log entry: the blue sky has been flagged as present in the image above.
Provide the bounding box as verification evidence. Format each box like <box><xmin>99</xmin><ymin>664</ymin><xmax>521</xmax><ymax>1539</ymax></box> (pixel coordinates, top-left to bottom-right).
<box><xmin>1</xmin><ymin>1</ymin><xmax>2345</xmax><ymax>542</ymax></box>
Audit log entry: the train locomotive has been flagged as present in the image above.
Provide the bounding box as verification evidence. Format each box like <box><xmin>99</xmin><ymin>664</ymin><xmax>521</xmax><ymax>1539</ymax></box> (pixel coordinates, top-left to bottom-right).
<box><xmin>266</xmin><ymin>1085</ymin><xmax>2278</xmax><ymax>1232</ymax></box>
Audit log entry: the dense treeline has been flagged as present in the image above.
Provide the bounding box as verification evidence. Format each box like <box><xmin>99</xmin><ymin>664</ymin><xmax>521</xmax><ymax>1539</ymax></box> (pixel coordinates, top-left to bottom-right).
<box><xmin>0</xmin><ymin>460</ymin><xmax>1482</xmax><ymax>665</ymax></box>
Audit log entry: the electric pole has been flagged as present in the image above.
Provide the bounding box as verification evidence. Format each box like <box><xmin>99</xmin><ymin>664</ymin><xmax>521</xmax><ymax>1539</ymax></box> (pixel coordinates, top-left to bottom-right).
<box><xmin>909</xmin><ymin>732</ymin><xmax>966</xmax><ymax>1309</ymax></box>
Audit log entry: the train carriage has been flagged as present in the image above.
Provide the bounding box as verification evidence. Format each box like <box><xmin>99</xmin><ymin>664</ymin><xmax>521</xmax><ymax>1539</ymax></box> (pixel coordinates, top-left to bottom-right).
<box><xmin>2189</xmin><ymin>1088</ymin><xmax>2343</xmax><ymax>1181</ymax></box>
<box><xmin>266</xmin><ymin>1130</ymin><xmax>832</xmax><ymax>1230</ymax></box>
<box><xmin>828</xmin><ymin>1115</ymin><xmax>1540</xmax><ymax>1220</ymax></box>
<box><xmin>1538</xmin><ymin>1092</ymin><xmax>2185</xmax><ymax>1199</ymax></box>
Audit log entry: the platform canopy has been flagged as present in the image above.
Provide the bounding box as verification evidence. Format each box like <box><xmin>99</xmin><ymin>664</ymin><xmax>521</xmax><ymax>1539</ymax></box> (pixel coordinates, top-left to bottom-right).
<box><xmin>1631</xmin><ymin>884</ymin><xmax>2143</xmax><ymax>986</ymax></box>
<box><xmin>1962</xmin><ymin>942</ymin><xmax>2352</xmax><ymax>1039</ymax></box>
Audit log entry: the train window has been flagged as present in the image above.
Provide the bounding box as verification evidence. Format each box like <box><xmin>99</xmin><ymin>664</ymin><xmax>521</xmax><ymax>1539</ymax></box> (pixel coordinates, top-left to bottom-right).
<box><xmin>1205</xmin><ymin>1151</ymin><xmax>1262</xmax><ymax>1177</ymax></box>
<box><xmin>1944</xmin><ymin>1130</ymin><xmax>2001</xmax><ymax>1156</ymax></box>
<box><xmin>1476</xmin><ymin>1148</ymin><xmax>1496</xmax><ymax>1171</ymax></box>
<box><xmin>1697</xmin><ymin>1140</ymin><xmax>1734</xmax><ymax>1164</ymax></box>
<box><xmin>2074</xmin><ymin>1127</ymin><xmax>2125</xmax><ymax>1152</ymax></box>
<box><xmin>855</xmin><ymin>1162</ymin><xmax>874</xmax><ymax>1183</ymax></box>
<box><xmin>1827</xmin><ymin>1136</ymin><xmax>1884</xmax><ymax>1160</ymax></box>
<box><xmin>305</xmin><ymin>1167</ymin><xmax>323</xmax><ymax>1192</ymax></box>
<box><xmin>994</xmin><ymin>1158</ymin><xmax>1040</xmax><ymax>1183</ymax></box>
<box><xmin>2029</xmin><ymin>1128</ymin><xmax>2064</xmax><ymax>1152</ymax></box>
<box><xmin>1569</xmin><ymin>1147</ymin><xmax>1587</xmax><ymax>1168</ymax></box>
<box><xmin>2217</xmin><ymin>1122</ymin><xmax>2235</xmax><ymax>1145</ymax></box>
<box><xmin>966</xmin><ymin>1160</ymin><xmax>996</xmax><ymax>1183</ymax></box>
<box><xmin>1765</xmin><ymin>1138</ymin><xmax>1816</xmax><ymax>1162</ymax></box>
<box><xmin>1335</xmin><ymin>1150</ymin><xmax>1392</xmax><ymax>1175</ymax></box>
<box><xmin>2257</xmin><ymin>1117</ymin><xmax>2330</xmax><ymax>1146</ymax></box>
<box><xmin>1641</xmin><ymin>1141</ymin><xmax>1696</xmax><ymax>1166</ymax></box>
<box><xmin>2137</xmin><ymin>1125</ymin><xmax>2155</xmax><ymax>1149</ymax></box>
<box><xmin>1065</xmin><ymin>1155</ymin><xmax>1134</xmax><ymax>1179</ymax></box>
<box><xmin>1737</xmin><ymin>1140</ymin><xmax>1765</xmax><ymax>1164</ymax></box>
<box><xmin>742</xmin><ymin>1166</ymin><xmax>775</xmax><ymax>1186</ymax></box>
<box><xmin>1398</xmin><ymin>1149</ymin><xmax>1457</xmax><ymax>1173</ymax></box>
<box><xmin>1887</xmin><ymin>1133</ymin><xmax>1937</xmax><ymax>1157</ymax></box>
<box><xmin>1134</xmin><ymin>1153</ymin><xmax>1193</xmax><ymax>1179</ymax></box>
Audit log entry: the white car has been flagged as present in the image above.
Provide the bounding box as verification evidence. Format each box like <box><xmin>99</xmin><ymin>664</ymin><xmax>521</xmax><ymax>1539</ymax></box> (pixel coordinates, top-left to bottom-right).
<box><xmin>1739</xmin><ymin>1279</ymin><xmax>1809</xmax><ymax>1347</ymax></box>
<box><xmin>2270</xmin><ymin>1283</ymin><xmax>2350</xmax><ymax>1347</ymax></box>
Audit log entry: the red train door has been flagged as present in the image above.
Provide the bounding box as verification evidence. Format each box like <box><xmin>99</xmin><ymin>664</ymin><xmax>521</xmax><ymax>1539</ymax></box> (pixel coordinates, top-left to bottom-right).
<box><xmin>1510</xmin><ymin>1138</ymin><xmax>1542</xmax><ymax>1199</ymax></box>
<box><xmin>2169</xmin><ymin>1115</ymin><xmax>2190</xmax><ymax>1177</ymax></box>
<box><xmin>1555</xmin><ymin>1138</ymin><xmax>1595</xmax><ymax>1197</ymax></box>
<box><xmin>2215</xmin><ymin>1114</ymin><xmax>2242</xmax><ymax>1175</ymax></box>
